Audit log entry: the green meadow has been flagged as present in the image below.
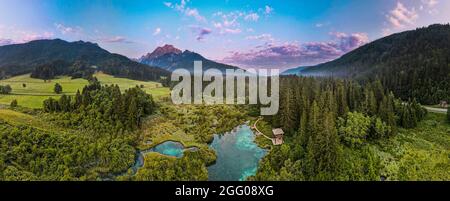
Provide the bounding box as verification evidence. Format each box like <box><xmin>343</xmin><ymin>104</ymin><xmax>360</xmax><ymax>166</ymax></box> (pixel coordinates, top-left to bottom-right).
<box><xmin>0</xmin><ymin>72</ymin><xmax>170</xmax><ymax>108</ymax></box>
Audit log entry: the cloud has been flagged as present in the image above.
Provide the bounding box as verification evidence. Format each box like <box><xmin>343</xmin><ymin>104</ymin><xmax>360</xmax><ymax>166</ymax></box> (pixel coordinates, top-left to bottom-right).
<box><xmin>421</xmin><ymin>0</ymin><xmax>438</xmax><ymax>7</ymax></box>
<box><xmin>264</xmin><ymin>5</ymin><xmax>274</xmax><ymax>15</ymax></box>
<box><xmin>221</xmin><ymin>32</ymin><xmax>369</xmax><ymax>69</ymax></box>
<box><xmin>153</xmin><ymin>27</ymin><xmax>161</xmax><ymax>36</ymax></box>
<box><xmin>22</xmin><ymin>32</ymin><xmax>54</xmax><ymax>42</ymax></box>
<box><xmin>381</xmin><ymin>28</ymin><xmax>393</xmax><ymax>37</ymax></box>
<box><xmin>387</xmin><ymin>2</ymin><xmax>418</xmax><ymax>28</ymax></box>
<box><xmin>244</xmin><ymin>13</ymin><xmax>259</xmax><ymax>21</ymax></box>
<box><xmin>54</xmin><ymin>23</ymin><xmax>82</xmax><ymax>35</ymax></box>
<box><xmin>0</xmin><ymin>31</ymin><xmax>54</xmax><ymax>46</ymax></box>
<box><xmin>164</xmin><ymin>0</ymin><xmax>206</xmax><ymax>22</ymax></box>
<box><xmin>212</xmin><ymin>11</ymin><xmax>247</xmax><ymax>35</ymax></box>
<box><xmin>223</xmin><ymin>28</ymin><xmax>241</xmax><ymax>34</ymax></box>
<box><xmin>189</xmin><ymin>25</ymin><xmax>212</xmax><ymax>41</ymax></box>
<box><xmin>0</xmin><ymin>38</ymin><xmax>14</xmax><ymax>46</ymax></box>
<box><xmin>245</xmin><ymin>33</ymin><xmax>274</xmax><ymax>42</ymax></box>
<box><xmin>420</xmin><ymin>0</ymin><xmax>439</xmax><ymax>15</ymax></box>
<box><xmin>185</xmin><ymin>8</ymin><xmax>206</xmax><ymax>22</ymax></box>
<box><xmin>215</xmin><ymin>11</ymin><xmax>240</xmax><ymax>27</ymax></box>
<box><xmin>330</xmin><ymin>32</ymin><xmax>369</xmax><ymax>52</ymax></box>
<box><xmin>99</xmin><ymin>36</ymin><xmax>133</xmax><ymax>43</ymax></box>
<box><xmin>213</xmin><ymin>22</ymin><xmax>241</xmax><ymax>34</ymax></box>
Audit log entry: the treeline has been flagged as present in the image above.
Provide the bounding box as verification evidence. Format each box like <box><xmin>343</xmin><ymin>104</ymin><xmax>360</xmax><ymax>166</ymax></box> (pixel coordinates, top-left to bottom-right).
<box><xmin>252</xmin><ymin>76</ymin><xmax>427</xmax><ymax>181</ymax></box>
<box><xmin>30</xmin><ymin>60</ymin><xmax>96</xmax><ymax>80</ymax></box>
<box><xmin>43</xmin><ymin>79</ymin><xmax>156</xmax><ymax>133</ymax></box>
<box><xmin>30</xmin><ymin>59</ymin><xmax>170</xmax><ymax>86</ymax></box>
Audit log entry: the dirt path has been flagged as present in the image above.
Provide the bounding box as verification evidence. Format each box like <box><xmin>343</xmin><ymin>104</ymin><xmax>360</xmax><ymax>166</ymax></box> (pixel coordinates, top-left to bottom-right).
<box><xmin>252</xmin><ymin>117</ymin><xmax>273</xmax><ymax>140</ymax></box>
<box><xmin>423</xmin><ymin>106</ymin><xmax>448</xmax><ymax>114</ymax></box>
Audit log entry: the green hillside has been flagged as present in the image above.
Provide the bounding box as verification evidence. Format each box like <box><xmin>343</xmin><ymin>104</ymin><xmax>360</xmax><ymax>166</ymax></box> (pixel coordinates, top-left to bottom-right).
<box><xmin>302</xmin><ymin>24</ymin><xmax>450</xmax><ymax>105</ymax></box>
<box><xmin>0</xmin><ymin>72</ymin><xmax>170</xmax><ymax>108</ymax></box>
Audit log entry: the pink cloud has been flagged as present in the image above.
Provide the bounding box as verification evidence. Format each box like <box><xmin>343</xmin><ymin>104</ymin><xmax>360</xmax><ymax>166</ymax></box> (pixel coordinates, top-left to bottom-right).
<box><xmin>54</xmin><ymin>23</ymin><xmax>82</xmax><ymax>35</ymax></box>
<box><xmin>21</xmin><ymin>32</ymin><xmax>54</xmax><ymax>42</ymax></box>
<box><xmin>330</xmin><ymin>32</ymin><xmax>369</xmax><ymax>52</ymax></box>
<box><xmin>244</xmin><ymin>13</ymin><xmax>260</xmax><ymax>21</ymax></box>
<box><xmin>0</xmin><ymin>38</ymin><xmax>14</xmax><ymax>46</ymax></box>
<box><xmin>221</xmin><ymin>32</ymin><xmax>369</xmax><ymax>69</ymax></box>
<box><xmin>189</xmin><ymin>25</ymin><xmax>212</xmax><ymax>41</ymax></box>
<box><xmin>245</xmin><ymin>33</ymin><xmax>274</xmax><ymax>42</ymax></box>
<box><xmin>165</xmin><ymin>0</ymin><xmax>206</xmax><ymax>22</ymax></box>
<box><xmin>153</xmin><ymin>27</ymin><xmax>161</xmax><ymax>36</ymax></box>
<box><xmin>223</xmin><ymin>28</ymin><xmax>241</xmax><ymax>34</ymax></box>
<box><xmin>387</xmin><ymin>2</ymin><xmax>418</xmax><ymax>28</ymax></box>
<box><xmin>185</xmin><ymin>8</ymin><xmax>206</xmax><ymax>22</ymax></box>
<box><xmin>421</xmin><ymin>0</ymin><xmax>438</xmax><ymax>7</ymax></box>
<box><xmin>264</xmin><ymin>5</ymin><xmax>274</xmax><ymax>15</ymax></box>
<box><xmin>0</xmin><ymin>31</ymin><xmax>54</xmax><ymax>46</ymax></box>
<box><xmin>99</xmin><ymin>36</ymin><xmax>134</xmax><ymax>43</ymax></box>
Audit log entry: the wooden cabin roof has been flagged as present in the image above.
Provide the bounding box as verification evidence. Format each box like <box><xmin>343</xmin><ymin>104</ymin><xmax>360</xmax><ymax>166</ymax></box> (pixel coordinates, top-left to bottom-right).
<box><xmin>272</xmin><ymin>128</ymin><xmax>284</xmax><ymax>135</ymax></box>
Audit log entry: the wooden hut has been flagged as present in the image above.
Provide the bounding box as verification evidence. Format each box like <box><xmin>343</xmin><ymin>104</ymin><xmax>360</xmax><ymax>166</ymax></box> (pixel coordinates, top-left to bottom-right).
<box><xmin>271</xmin><ymin>128</ymin><xmax>284</xmax><ymax>145</ymax></box>
<box><xmin>439</xmin><ymin>101</ymin><xmax>448</xmax><ymax>108</ymax></box>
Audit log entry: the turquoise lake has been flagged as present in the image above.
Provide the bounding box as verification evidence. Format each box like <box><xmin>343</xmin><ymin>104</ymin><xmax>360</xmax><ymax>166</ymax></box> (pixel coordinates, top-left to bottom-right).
<box><xmin>129</xmin><ymin>141</ymin><xmax>198</xmax><ymax>174</ymax></box>
<box><xmin>207</xmin><ymin>125</ymin><xmax>267</xmax><ymax>181</ymax></box>
<box><xmin>148</xmin><ymin>140</ymin><xmax>187</xmax><ymax>158</ymax></box>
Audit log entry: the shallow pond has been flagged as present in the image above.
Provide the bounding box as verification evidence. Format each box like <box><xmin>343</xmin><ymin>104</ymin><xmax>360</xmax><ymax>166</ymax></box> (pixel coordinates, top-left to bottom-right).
<box><xmin>146</xmin><ymin>140</ymin><xmax>196</xmax><ymax>158</ymax></box>
<box><xmin>128</xmin><ymin>141</ymin><xmax>198</xmax><ymax>174</ymax></box>
<box><xmin>207</xmin><ymin>125</ymin><xmax>267</xmax><ymax>181</ymax></box>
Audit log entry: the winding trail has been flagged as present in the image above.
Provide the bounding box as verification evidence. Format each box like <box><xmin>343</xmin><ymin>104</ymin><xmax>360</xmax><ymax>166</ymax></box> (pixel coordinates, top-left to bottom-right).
<box><xmin>252</xmin><ymin>117</ymin><xmax>273</xmax><ymax>140</ymax></box>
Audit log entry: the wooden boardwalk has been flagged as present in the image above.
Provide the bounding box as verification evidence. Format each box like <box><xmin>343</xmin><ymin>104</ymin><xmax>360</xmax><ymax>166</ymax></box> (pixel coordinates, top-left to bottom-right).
<box><xmin>252</xmin><ymin>117</ymin><xmax>276</xmax><ymax>142</ymax></box>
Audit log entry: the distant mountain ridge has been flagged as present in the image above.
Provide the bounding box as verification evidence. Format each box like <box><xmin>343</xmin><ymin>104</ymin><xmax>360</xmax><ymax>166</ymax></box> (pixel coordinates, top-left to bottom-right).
<box><xmin>0</xmin><ymin>39</ymin><xmax>169</xmax><ymax>82</ymax></box>
<box><xmin>140</xmin><ymin>44</ymin><xmax>182</xmax><ymax>60</ymax></box>
<box><xmin>139</xmin><ymin>44</ymin><xmax>240</xmax><ymax>72</ymax></box>
<box><xmin>301</xmin><ymin>24</ymin><xmax>450</xmax><ymax>104</ymax></box>
<box><xmin>281</xmin><ymin>66</ymin><xmax>309</xmax><ymax>75</ymax></box>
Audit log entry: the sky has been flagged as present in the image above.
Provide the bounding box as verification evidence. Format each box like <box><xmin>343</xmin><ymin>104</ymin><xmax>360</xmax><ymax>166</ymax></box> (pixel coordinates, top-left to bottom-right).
<box><xmin>0</xmin><ymin>0</ymin><xmax>449</xmax><ymax>70</ymax></box>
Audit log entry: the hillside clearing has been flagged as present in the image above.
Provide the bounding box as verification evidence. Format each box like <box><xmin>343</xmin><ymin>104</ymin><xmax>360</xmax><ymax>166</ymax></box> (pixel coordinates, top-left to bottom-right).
<box><xmin>0</xmin><ymin>72</ymin><xmax>170</xmax><ymax>108</ymax></box>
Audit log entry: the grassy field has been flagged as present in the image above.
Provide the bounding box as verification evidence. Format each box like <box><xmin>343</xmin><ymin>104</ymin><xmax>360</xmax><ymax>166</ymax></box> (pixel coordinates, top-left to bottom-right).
<box><xmin>0</xmin><ymin>108</ymin><xmax>72</xmax><ymax>133</ymax></box>
<box><xmin>0</xmin><ymin>72</ymin><xmax>170</xmax><ymax>108</ymax></box>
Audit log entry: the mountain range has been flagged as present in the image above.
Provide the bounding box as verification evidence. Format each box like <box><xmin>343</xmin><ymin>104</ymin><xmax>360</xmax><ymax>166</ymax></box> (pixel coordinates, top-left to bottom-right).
<box><xmin>139</xmin><ymin>44</ymin><xmax>240</xmax><ymax>72</ymax></box>
<box><xmin>0</xmin><ymin>39</ymin><xmax>169</xmax><ymax>81</ymax></box>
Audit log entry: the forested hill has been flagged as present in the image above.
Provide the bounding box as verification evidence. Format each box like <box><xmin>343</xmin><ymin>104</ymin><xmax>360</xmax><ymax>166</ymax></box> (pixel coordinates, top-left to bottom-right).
<box><xmin>302</xmin><ymin>24</ymin><xmax>450</xmax><ymax>104</ymax></box>
<box><xmin>0</xmin><ymin>39</ymin><xmax>170</xmax><ymax>82</ymax></box>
